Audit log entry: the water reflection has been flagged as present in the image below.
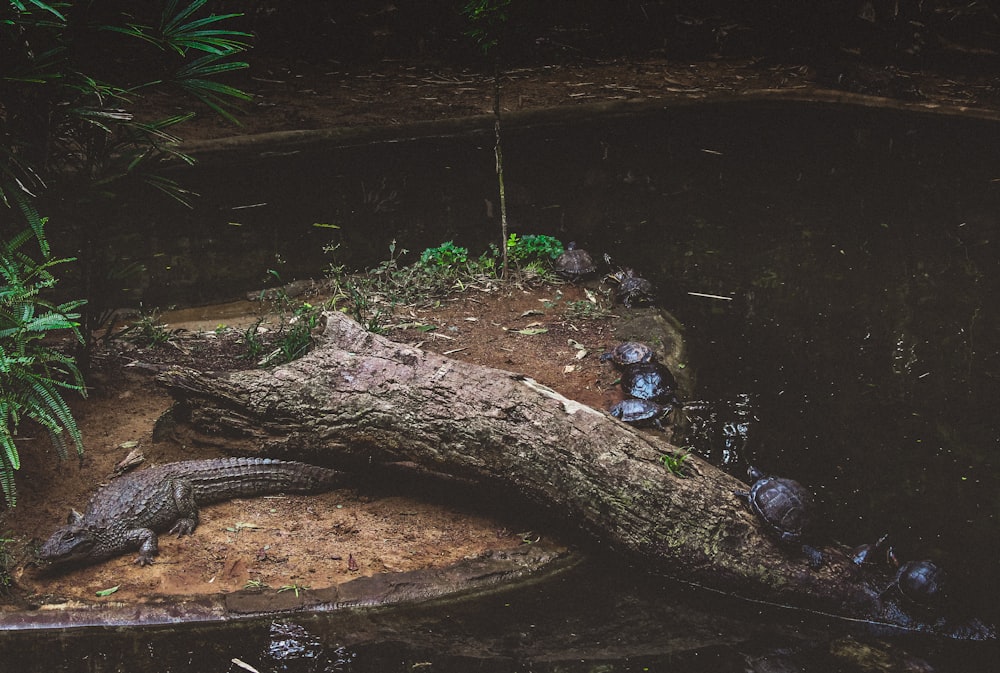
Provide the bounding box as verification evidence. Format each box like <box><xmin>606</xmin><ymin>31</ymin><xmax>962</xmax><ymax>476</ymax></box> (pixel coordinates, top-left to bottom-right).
<box><xmin>265</xmin><ymin>621</ymin><xmax>354</xmax><ymax>672</ymax></box>
<box><xmin>678</xmin><ymin>393</ymin><xmax>758</xmax><ymax>466</ymax></box>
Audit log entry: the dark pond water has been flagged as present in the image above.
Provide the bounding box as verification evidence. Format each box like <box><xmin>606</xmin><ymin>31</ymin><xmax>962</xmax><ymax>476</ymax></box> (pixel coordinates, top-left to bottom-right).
<box><xmin>0</xmin><ymin>560</ymin><xmax>995</xmax><ymax>672</ymax></box>
<box><xmin>25</xmin><ymin>100</ymin><xmax>1000</xmax><ymax>669</ymax></box>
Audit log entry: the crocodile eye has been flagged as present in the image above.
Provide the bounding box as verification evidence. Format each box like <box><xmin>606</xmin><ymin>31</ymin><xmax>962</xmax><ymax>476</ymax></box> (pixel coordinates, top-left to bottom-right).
<box><xmin>55</xmin><ymin>529</ymin><xmax>95</xmax><ymax>554</ymax></box>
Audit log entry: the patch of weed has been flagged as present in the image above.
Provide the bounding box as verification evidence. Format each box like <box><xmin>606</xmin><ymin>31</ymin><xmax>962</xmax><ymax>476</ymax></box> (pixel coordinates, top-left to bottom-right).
<box><xmin>565</xmin><ymin>300</ymin><xmax>612</xmax><ymax>320</ymax></box>
<box><xmin>660</xmin><ymin>449</ymin><xmax>691</xmax><ymax>478</ymax></box>
<box><xmin>121</xmin><ymin>310</ymin><xmax>176</xmax><ymax>347</ymax></box>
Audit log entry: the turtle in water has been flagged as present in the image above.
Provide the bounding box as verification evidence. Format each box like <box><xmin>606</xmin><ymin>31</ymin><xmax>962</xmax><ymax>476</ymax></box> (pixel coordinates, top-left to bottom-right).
<box><xmin>609</xmin><ymin>398</ymin><xmax>671</xmax><ymax>429</ymax></box>
<box><xmin>554</xmin><ymin>241</ymin><xmax>596</xmax><ymax>282</ymax></box>
<box><xmin>620</xmin><ymin>361</ymin><xmax>682</xmax><ymax>407</ymax></box>
<box><xmin>882</xmin><ymin>559</ymin><xmax>949</xmax><ymax>609</ymax></box>
<box><xmin>735</xmin><ymin>466</ymin><xmax>825</xmax><ymax>567</ymax></box>
<box><xmin>606</xmin><ymin>267</ymin><xmax>655</xmax><ymax>307</ymax></box>
<box><xmin>600</xmin><ymin>341</ymin><xmax>657</xmax><ymax>369</ymax></box>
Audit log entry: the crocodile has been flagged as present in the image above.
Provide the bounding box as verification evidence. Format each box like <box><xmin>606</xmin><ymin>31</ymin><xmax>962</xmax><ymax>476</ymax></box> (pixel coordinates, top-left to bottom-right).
<box><xmin>38</xmin><ymin>457</ymin><xmax>345</xmax><ymax>568</ymax></box>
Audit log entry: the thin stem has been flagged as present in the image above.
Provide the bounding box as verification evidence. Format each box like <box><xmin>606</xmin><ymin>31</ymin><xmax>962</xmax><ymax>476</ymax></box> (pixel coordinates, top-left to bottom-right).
<box><xmin>492</xmin><ymin>56</ymin><xmax>508</xmax><ymax>279</ymax></box>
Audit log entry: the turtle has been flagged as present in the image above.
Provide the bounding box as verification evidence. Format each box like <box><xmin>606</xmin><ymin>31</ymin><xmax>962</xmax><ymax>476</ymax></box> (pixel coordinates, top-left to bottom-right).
<box><xmin>620</xmin><ymin>361</ymin><xmax>682</xmax><ymax>407</ymax></box>
<box><xmin>735</xmin><ymin>466</ymin><xmax>825</xmax><ymax>566</ymax></box>
<box><xmin>606</xmin><ymin>267</ymin><xmax>655</xmax><ymax>307</ymax></box>
<box><xmin>600</xmin><ymin>341</ymin><xmax>657</xmax><ymax>369</ymax></box>
<box><xmin>554</xmin><ymin>241</ymin><xmax>596</xmax><ymax>282</ymax></box>
<box><xmin>609</xmin><ymin>398</ymin><xmax>670</xmax><ymax>429</ymax></box>
<box><xmin>884</xmin><ymin>559</ymin><xmax>949</xmax><ymax>608</ymax></box>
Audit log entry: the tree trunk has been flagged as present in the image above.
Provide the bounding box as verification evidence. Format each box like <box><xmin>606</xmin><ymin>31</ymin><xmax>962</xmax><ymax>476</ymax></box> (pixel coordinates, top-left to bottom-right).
<box><xmin>157</xmin><ymin>312</ymin><xmax>994</xmax><ymax>641</ymax></box>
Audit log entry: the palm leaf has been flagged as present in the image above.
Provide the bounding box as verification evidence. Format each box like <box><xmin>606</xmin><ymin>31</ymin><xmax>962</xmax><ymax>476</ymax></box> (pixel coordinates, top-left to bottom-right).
<box><xmin>9</xmin><ymin>0</ymin><xmax>66</xmax><ymax>21</ymax></box>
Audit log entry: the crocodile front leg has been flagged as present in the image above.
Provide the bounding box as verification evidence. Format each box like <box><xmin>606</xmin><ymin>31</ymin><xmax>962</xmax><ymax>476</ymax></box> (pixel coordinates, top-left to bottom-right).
<box><xmin>120</xmin><ymin>527</ymin><xmax>159</xmax><ymax>566</ymax></box>
<box><xmin>165</xmin><ymin>478</ymin><xmax>200</xmax><ymax>536</ymax></box>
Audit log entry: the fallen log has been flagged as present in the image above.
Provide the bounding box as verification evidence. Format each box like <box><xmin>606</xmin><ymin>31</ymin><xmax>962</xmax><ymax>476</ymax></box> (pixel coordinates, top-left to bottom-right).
<box><xmin>157</xmin><ymin>311</ymin><xmax>995</xmax><ymax>640</ymax></box>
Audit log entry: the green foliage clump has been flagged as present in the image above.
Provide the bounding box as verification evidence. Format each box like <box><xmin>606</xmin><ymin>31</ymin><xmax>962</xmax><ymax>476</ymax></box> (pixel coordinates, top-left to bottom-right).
<box><xmin>506</xmin><ymin>234</ymin><xmax>564</xmax><ymax>263</ymax></box>
<box><xmin>0</xmin><ymin>225</ymin><xmax>86</xmax><ymax>507</ymax></box>
<box><xmin>1</xmin><ymin>0</ymin><xmax>251</xmax><ymax>209</ymax></box>
<box><xmin>462</xmin><ymin>0</ymin><xmax>512</xmax><ymax>54</ymax></box>
<box><xmin>1</xmin><ymin>0</ymin><xmax>252</xmax><ymax>346</ymax></box>
<box><xmin>419</xmin><ymin>241</ymin><xmax>469</xmax><ymax>269</ymax></box>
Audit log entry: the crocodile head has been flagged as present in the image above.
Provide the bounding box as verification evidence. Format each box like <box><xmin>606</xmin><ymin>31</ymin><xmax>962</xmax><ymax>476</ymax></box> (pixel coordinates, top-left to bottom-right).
<box><xmin>38</xmin><ymin>524</ymin><xmax>102</xmax><ymax>566</ymax></box>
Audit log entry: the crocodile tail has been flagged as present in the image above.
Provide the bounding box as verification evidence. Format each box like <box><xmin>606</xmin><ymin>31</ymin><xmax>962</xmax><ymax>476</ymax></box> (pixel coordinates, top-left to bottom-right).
<box><xmin>183</xmin><ymin>457</ymin><xmax>345</xmax><ymax>503</ymax></box>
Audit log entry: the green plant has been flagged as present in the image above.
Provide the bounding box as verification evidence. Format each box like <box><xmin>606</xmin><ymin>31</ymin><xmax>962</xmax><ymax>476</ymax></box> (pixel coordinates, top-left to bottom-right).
<box><xmin>1</xmin><ymin>0</ymin><xmax>252</xmax><ymax>357</ymax></box>
<box><xmin>242</xmin><ymin>301</ymin><xmax>321</xmax><ymax>367</ymax></box>
<box><xmin>1</xmin><ymin>1</ymin><xmax>251</xmax><ymax>196</ymax></box>
<box><xmin>277</xmin><ymin>583</ymin><xmax>309</xmax><ymax>597</ymax></box>
<box><xmin>462</xmin><ymin>0</ymin><xmax>512</xmax><ymax>53</ymax></box>
<box><xmin>121</xmin><ymin>310</ymin><xmax>175</xmax><ymax>347</ymax></box>
<box><xmin>344</xmin><ymin>284</ymin><xmax>391</xmax><ymax>335</ymax></box>
<box><xmin>240</xmin><ymin>318</ymin><xmax>267</xmax><ymax>362</ymax></box>
<box><xmin>419</xmin><ymin>241</ymin><xmax>469</xmax><ymax>269</ymax></box>
<box><xmin>564</xmin><ymin>299</ymin><xmax>612</xmax><ymax>321</ymax></box>
<box><xmin>276</xmin><ymin>303</ymin><xmax>319</xmax><ymax>363</ymax></box>
<box><xmin>660</xmin><ymin>450</ymin><xmax>691</xmax><ymax>478</ymax></box>
<box><xmin>0</xmin><ymin>224</ymin><xmax>86</xmax><ymax>506</ymax></box>
<box><xmin>506</xmin><ymin>234</ymin><xmax>564</xmax><ymax>263</ymax></box>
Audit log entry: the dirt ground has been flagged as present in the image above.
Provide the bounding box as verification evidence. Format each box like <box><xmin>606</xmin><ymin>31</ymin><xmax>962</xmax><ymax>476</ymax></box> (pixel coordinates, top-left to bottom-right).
<box><xmin>3</xmin><ymin>51</ymin><xmax>995</xmax><ymax>611</ymax></box>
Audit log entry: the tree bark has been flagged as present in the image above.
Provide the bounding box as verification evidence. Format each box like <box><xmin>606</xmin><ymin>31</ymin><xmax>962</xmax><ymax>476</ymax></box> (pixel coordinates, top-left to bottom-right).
<box><xmin>157</xmin><ymin>312</ymin><xmax>994</xmax><ymax>641</ymax></box>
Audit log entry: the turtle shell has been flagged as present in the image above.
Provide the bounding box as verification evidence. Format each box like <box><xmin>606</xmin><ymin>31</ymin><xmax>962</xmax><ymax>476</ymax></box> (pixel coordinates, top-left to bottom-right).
<box><xmin>554</xmin><ymin>242</ymin><xmax>596</xmax><ymax>281</ymax></box>
<box><xmin>600</xmin><ymin>341</ymin><xmax>656</xmax><ymax>368</ymax></box>
<box><xmin>609</xmin><ymin>398</ymin><xmax>668</xmax><ymax>427</ymax></box>
<box><xmin>617</xmin><ymin>273</ymin><xmax>655</xmax><ymax>307</ymax></box>
<box><xmin>746</xmin><ymin>471</ymin><xmax>815</xmax><ymax>543</ymax></box>
<box><xmin>620</xmin><ymin>362</ymin><xmax>680</xmax><ymax>406</ymax></box>
<box><xmin>895</xmin><ymin>560</ymin><xmax>947</xmax><ymax>607</ymax></box>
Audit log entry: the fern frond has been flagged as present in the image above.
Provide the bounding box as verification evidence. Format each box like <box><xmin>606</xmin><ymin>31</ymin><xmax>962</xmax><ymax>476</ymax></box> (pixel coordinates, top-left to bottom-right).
<box><xmin>0</xmin><ymin>450</ymin><xmax>17</xmax><ymax>508</ymax></box>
